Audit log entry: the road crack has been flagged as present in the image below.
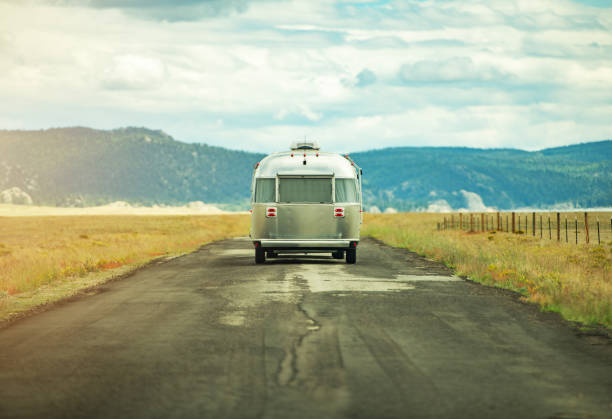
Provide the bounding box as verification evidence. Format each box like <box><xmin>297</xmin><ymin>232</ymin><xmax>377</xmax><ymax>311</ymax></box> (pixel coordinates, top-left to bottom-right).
<box><xmin>276</xmin><ymin>293</ymin><xmax>321</xmax><ymax>387</ymax></box>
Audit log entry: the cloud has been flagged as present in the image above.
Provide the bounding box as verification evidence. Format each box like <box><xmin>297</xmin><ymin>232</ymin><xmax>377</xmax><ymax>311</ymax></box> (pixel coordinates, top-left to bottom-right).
<box><xmin>102</xmin><ymin>55</ymin><xmax>166</xmax><ymax>90</ymax></box>
<box><xmin>47</xmin><ymin>0</ymin><xmax>262</xmax><ymax>20</ymax></box>
<box><xmin>573</xmin><ymin>0</ymin><xmax>612</xmax><ymax>7</ymax></box>
<box><xmin>0</xmin><ymin>0</ymin><xmax>611</xmax><ymax>153</ymax></box>
<box><xmin>398</xmin><ymin>57</ymin><xmax>511</xmax><ymax>84</ymax></box>
<box><xmin>355</xmin><ymin>68</ymin><xmax>376</xmax><ymax>87</ymax></box>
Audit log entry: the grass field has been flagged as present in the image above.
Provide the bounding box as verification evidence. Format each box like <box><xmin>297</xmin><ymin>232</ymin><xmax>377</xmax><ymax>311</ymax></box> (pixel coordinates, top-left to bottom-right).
<box><xmin>2</xmin><ymin>210</ymin><xmax>610</xmax><ymax>328</ymax></box>
<box><xmin>0</xmin><ymin>214</ymin><xmax>250</xmax><ymax>321</ymax></box>
<box><xmin>441</xmin><ymin>211</ymin><xmax>612</xmax><ymax>245</ymax></box>
<box><xmin>363</xmin><ymin>213</ymin><xmax>612</xmax><ymax>328</ymax></box>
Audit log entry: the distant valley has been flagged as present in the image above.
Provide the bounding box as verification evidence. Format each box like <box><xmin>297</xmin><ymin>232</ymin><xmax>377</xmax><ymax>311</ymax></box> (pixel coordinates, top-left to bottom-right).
<box><xmin>0</xmin><ymin>127</ymin><xmax>610</xmax><ymax>211</ymax></box>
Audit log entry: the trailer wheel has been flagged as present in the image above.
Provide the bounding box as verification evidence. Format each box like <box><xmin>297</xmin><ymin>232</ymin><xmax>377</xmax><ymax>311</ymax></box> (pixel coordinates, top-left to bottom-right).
<box><xmin>346</xmin><ymin>248</ymin><xmax>356</xmax><ymax>264</ymax></box>
<box><xmin>332</xmin><ymin>250</ymin><xmax>344</xmax><ymax>259</ymax></box>
<box><xmin>255</xmin><ymin>248</ymin><xmax>266</xmax><ymax>264</ymax></box>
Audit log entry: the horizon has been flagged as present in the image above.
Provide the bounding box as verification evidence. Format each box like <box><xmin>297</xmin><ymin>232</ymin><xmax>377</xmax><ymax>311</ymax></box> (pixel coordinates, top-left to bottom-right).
<box><xmin>1</xmin><ymin>125</ymin><xmax>610</xmax><ymax>154</ymax></box>
<box><xmin>1</xmin><ymin>0</ymin><xmax>611</xmax><ymax>153</ymax></box>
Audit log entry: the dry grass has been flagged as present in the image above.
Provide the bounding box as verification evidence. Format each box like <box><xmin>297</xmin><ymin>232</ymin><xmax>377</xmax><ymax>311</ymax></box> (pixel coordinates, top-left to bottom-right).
<box><xmin>363</xmin><ymin>213</ymin><xmax>612</xmax><ymax>328</ymax></box>
<box><xmin>0</xmin><ymin>203</ymin><xmax>227</xmax><ymax>216</ymax></box>
<box><xmin>0</xmin><ymin>215</ymin><xmax>249</xmax><ymax>320</ymax></box>
<box><xmin>3</xmin><ymin>211</ymin><xmax>610</xmax><ymax>327</ymax></box>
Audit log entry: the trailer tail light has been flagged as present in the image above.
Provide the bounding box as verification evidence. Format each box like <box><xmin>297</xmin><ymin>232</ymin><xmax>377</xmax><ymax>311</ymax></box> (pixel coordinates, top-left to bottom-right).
<box><xmin>334</xmin><ymin>207</ymin><xmax>344</xmax><ymax>217</ymax></box>
<box><xmin>266</xmin><ymin>207</ymin><xmax>277</xmax><ymax>217</ymax></box>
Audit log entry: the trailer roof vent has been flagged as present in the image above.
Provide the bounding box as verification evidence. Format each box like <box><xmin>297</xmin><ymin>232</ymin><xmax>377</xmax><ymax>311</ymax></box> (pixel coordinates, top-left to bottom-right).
<box><xmin>290</xmin><ymin>140</ymin><xmax>320</xmax><ymax>151</ymax></box>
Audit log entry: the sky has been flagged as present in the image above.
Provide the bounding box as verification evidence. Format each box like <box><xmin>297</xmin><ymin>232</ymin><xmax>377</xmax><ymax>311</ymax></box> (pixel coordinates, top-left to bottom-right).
<box><xmin>0</xmin><ymin>0</ymin><xmax>611</xmax><ymax>153</ymax></box>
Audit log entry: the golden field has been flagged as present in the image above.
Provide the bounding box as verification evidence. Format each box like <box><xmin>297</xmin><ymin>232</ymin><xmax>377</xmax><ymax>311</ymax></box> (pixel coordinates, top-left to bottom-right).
<box><xmin>0</xmin><ymin>214</ymin><xmax>250</xmax><ymax>321</ymax></box>
<box><xmin>1</xmin><ymin>209</ymin><xmax>610</xmax><ymax>328</ymax></box>
<box><xmin>363</xmin><ymin>213</ymin><xmax>612</xmax><ymax>328</ymax></box>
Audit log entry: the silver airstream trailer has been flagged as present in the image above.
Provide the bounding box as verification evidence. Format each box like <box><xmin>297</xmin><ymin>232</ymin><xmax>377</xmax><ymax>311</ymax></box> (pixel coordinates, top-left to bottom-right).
<box><xmin>250</xmin><ymin>141</ymin><xmax>362</xmax><ymax>264</ymax></box>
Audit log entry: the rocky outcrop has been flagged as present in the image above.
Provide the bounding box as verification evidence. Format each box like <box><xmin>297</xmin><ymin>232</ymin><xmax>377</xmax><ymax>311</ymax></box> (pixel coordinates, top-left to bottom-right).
<box><xmin>0</xmin><ymin>187</ymin><xmax>33</xmax><ymax>205</ymax></box>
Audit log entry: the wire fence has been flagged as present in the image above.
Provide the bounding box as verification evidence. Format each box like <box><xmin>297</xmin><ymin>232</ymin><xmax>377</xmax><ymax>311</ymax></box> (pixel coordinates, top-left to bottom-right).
<box><xmin>437</xmin><ymin>211</ymin><xmax>612</xmax><ymax>245</ymax></box>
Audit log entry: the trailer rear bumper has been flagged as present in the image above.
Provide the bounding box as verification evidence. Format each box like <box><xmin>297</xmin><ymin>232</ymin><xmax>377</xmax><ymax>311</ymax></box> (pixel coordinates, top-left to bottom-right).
<box><xmin>256</xmin><ymin>239</ymin><xmax>358</xmax><ymax>250</ymax></box>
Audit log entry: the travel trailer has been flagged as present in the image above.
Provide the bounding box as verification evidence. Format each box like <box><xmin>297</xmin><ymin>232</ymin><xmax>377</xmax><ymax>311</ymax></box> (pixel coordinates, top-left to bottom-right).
<box><xmin>250</xmin><ymin>141</ymin><xmax>362</xmax><ymax>264</ymax></box>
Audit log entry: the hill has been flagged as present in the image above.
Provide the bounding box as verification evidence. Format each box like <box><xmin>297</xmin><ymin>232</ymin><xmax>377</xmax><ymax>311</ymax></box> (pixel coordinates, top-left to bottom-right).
<box><xmin>0</xmin><ymin>127</ymin><xmax>610</xmax><ymax>210</ymax></box>
<box><xmin>0</xmin><ymin>127</ymin><xmax>263</xmax><ymax>207</ymax></box>
<box><xmin>353</xmin><ymin>142</ymin><xmax>612</xmax><ymax>211</ymax></box>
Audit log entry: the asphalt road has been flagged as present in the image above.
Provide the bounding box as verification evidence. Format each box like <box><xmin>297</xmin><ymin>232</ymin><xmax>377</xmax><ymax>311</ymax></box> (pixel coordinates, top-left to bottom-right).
<box><xmin>0</xmin><ymin>237</ymin><xmax>610</xmax><ymax>419</ymax></box>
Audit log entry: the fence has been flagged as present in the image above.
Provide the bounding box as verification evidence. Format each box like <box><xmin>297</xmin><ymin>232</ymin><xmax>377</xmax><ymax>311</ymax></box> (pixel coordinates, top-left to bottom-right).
<box><xmin>437</xmin><ymin>211</ymin><xmax>612</xmax><ymax>245</ymax></box>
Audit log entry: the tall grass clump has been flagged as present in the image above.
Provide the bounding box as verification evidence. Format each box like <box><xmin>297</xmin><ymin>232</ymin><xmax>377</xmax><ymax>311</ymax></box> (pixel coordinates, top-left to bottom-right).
<box><xmin>363</xmin><ymin>213</ymin><xmax>611</xmax><ymax>328</ymax></box>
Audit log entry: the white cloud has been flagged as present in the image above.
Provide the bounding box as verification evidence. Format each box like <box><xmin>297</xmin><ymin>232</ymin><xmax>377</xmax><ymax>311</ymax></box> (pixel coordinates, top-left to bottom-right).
<box><xmin>22</xmin><ymin>0</ymin><xmax>270</xmax><ymax>21</ymax></box>
<box><xmin>102</xmin><ymin>55</ymin><xmax>166</xmax><ymax>90</ymax></box>
<box><xmin>0</xmin><ymin>0</ymin><xmax>610</xmax><ymax>152</ymax></box>
<box><xmin>399</xmin><ymin>56</ymin><xmax>510</xmax><ymax>83</ymax></box>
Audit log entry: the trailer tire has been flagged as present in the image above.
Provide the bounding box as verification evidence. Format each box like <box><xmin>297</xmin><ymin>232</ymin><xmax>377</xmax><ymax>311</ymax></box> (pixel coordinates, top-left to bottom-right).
<box><xmin>346</xmin><ymin>248</ymin><xmax>356</xmax><ymax>264</ymax></box>
<box><xmin>332</xmin><ymin>250</ymin><xmax>344</xmax><ymax>259</ymax></box>
<box><xmin>255</xmin><ymin>248</ymin><xmax>266</xmax><ymax>264</ymax></box>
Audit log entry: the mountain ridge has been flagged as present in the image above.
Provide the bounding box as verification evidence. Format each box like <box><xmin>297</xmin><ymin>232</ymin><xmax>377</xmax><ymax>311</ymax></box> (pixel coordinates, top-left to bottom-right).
<box><xmin>352</xmin><ymin>142</ymin><xmax>611</xmax><ymax>211</ymax></box>
<box><xmin>0</xmin><ymin>127</ymin><xmax>610</xmax><ymax>210</ymax></box>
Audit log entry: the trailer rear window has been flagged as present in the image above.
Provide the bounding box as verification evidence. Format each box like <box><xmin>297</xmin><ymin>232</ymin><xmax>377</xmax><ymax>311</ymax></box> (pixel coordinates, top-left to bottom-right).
<box><xmin>335</xmin><ymin>178</ymin><xmax>358</xmax><ymax>202</ymax></box>
<box><xmin>254</xmin><ymin>178</ymin><xmax>275</xmax><ymax>202</ymax></box>
<box><xmin>279</xmin><ymin>178</ymin><xmax>332</xmax><ymax>203</ymax></box>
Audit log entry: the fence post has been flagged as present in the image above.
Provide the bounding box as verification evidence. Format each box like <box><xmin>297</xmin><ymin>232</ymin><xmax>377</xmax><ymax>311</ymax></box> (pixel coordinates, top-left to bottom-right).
<box><xmin>470</xmin><ymin>213</ymin><xmax>474</xmax><ymax>232</ymax></box>
<box><xmin>556</xmin><ymin>212</ymin><xmax>561</xmax><ymax>241</ymax></box>
<box><xmin>451</xmin><ymin>214</ymin><xmax>454</xmax><ymax>229</ymax></box>
<box><xmin>532</xmin><ymin>212</ymin><xmax>536</xmax><ymax>236</ymax></box>
<box><xmin>481</xmin><ymin>213</ymin><xmax>485</xmax><ymax>232</ymax></box>
<box><xmin>539</xmin><ymin>215</ymin><xmax>542</xmax><ymax>238</ymax></box>
<box><xmin>459</xmin><ymin>213</ymin><xmax>463</xmax><ymax>231</ymax></box>
<box><xmin>597</xmin><ymin>219</ymin><xmax>600</xmax><ymax>245</ymax></box>
<box><xmin>512</xmin><ymin>212</ymin><xmax>516</xmax><ymax>233</ymax></box>
<box><xmin>565</xmin><ymin>218</ymin><xmax>568</xmax><ymax>243</ymax></box>
<box><xmin>497</xmin><ymin>212</ymin><xmax>500</xmax><ymax>231</ymax></box>
<box><xmin>584</xmin><ymin>212</ymin><xmax>589</xmax><ymax>244</ymax></box>
<box><xmin>548</xmin><ymin>217</ymin><xmax>551</xmax><ymax>240</ymax></box>
<box><xmin>575</xmin><ymin>218</ymin><xmax>578</xmax><ymax>244</ymax></box>
<box><xmin>506</xmin><ymin>215</ymin><xmax>509</xmax><ymax>232</ymax></box>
